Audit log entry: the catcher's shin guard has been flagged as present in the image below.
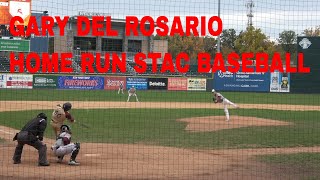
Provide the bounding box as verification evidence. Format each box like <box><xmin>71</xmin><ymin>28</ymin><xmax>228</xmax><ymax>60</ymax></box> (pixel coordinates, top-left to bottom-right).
<box><xmin>70</xmin><ymin>142</ymin><xmax>80</xmax><ymax>161</ymax></box>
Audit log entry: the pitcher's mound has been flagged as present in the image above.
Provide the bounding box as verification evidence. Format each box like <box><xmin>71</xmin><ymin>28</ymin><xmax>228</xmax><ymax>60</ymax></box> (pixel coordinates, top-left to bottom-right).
<box><xmin>178</xmin><ymin>116</ymin><xmax>292</xmax><ymax>132</ymax></box>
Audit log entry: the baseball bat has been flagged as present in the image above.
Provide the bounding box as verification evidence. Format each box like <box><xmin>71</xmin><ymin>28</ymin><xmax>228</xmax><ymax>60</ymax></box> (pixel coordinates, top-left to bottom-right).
<box><xmin>74</xmin><ymin>120</ymin><xmax>90</xmax><ymax>129</ymax></box>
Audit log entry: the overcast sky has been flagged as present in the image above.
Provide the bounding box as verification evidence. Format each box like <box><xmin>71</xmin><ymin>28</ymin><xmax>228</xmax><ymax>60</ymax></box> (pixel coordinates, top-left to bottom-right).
<box><xmin>32</xmin><ymin>0</ymin><xmax>320</xmax><ymax>41</ymax></box>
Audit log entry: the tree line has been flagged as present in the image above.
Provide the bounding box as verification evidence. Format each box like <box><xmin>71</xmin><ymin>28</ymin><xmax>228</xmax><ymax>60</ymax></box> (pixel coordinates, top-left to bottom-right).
<box><xmin>153</xmin><ymin>25</ymin><xmax>320</xmax><ymax>65</ymax></box>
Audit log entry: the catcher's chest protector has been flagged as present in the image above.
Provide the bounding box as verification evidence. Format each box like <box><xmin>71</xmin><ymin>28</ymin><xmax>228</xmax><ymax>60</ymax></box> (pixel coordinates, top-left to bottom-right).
<box><xmin>53</xmin><ymin>132</ymin><xmax>77</xmax><ymax>157</ymax></box>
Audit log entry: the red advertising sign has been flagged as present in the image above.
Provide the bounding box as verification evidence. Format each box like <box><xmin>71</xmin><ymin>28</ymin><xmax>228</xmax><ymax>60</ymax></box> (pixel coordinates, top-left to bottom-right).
<box><xmin>168</xmin><ymin>78</ymin><xmax>187</xmax><ymax>91</ymax></box>
<box><xmin>6</xmin><ymin>74</ymin><xmax>33</xmax><ymax>89</ymax></box>
<box><xmin>104</xmin><ymin>76</ymin><xmax>126</xmax><ymax>90</ymax></box>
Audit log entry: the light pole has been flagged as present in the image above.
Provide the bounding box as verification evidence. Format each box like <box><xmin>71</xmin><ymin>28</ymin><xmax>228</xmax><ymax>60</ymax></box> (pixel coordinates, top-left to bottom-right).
<box><xmin>217</xmin><ymin>0</ymin><xmax>221</xmax><ymax>53</ymax></box>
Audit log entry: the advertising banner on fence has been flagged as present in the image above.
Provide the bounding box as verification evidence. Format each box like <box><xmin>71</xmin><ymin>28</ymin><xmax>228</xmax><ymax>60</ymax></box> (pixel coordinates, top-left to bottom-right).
<box><xmin>270</xmin><ymin>71</ymin><xmax>290</xmax><ymax>92</ymax></box>
<box><xmin>147</xmin><ymin>78</ymin><xmax>168</xmax><ymax>90</ymax></box>
<box><xmin>58</xmin><ymin>76</ymin><xmax>104</xmax><ymax>90</ymax></box>
<box><xmin>0</xmin><ymin>38</ymin><xmax>30</xmax><ymax>52</ymax></box>
<box><xmin>126</xmin><ymin>77</ymin><xmax>148</xmax><ymax>90</ymax></box>
<box><xmin>213</xmin><ymin>68</ymin><xmax>270</xmax><ymax>92</ymax></box>
<box><xmin>168</xmin><ymin>78</ymin><xmax>187</xmax><ymax>91</ymax></box>
<box><xmin>279</xmin><ymin>72</ymin><xmax>290</xmax><ymax>92</ymax></box>
<box><xmin>0</xmin><ymin>74</ymin><xmax>6</xmax><ymax>88</ymax></box>
<box><xmin>104</xmin><ymin>76</ymin><xmax>126</xmax><ymax>90</ymax></box>
<box><xmin>270</xmin><ymin>71</ymin><xmax>280</xmax><ymax>92</ymax></box>
<box><xmin>6</xmin><ymin>74</ymin><xmax>33</xmax><ymax>89</ymax></box>
<box><xmin>187</xmin><ymin>78</ymin><xmax>206</xmax><ymax>91</ymax></box>
<box><xmin>33</xmin><ymin>75</ymin><xmax>58</xmax><ymax>88</ymax></box>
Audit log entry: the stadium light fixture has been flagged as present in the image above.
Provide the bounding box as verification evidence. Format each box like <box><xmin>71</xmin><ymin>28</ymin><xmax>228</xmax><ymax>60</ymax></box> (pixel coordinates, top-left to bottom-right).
<box><xmin>31</xmin><ymin>10</ymin><xmax>48</xmax><ymax>14</ymax></box>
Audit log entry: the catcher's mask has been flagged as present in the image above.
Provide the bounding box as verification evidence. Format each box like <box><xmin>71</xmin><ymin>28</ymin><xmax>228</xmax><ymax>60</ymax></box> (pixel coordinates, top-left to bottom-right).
<box><xmin>60</xmin><ymin>125</ymin><xmax>71</xmax><ymax>134</ymax></box>
<box><xmin>63</xmin><ymin>102</ymin><xmax>72</xmax><ymax>111</ymax></box>
<box><xmin>37</xmin><ymin>113</ymin><xmax>47</xmax><ymax>120</ymax></box>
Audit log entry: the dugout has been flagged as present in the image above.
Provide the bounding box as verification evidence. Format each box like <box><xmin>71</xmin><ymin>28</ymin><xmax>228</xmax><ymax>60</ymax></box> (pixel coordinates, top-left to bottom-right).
<box><xmin>291</xmin><ymin>36</ymin><xmax>320</xmax><ymax>93</ymax></box>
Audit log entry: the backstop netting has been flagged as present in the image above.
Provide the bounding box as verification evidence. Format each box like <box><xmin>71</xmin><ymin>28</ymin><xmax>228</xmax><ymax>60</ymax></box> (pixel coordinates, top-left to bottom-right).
<box><xmin>0</xmin><ymin>0</ymin><xmax>320</xmax><ymax>179</ymax></box>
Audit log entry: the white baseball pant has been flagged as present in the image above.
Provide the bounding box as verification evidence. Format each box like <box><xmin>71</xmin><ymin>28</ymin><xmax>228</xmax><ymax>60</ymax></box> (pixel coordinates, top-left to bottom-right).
<box><xmin>127</xmin><ymin>93</ymin><xmax>139</xmax><ymax>102</ymax></box>
<box><xmin>118</xmin><ymin>88</ymin><xmax>124</xmax><ymax>94</ymax></box>
<box><xmin>53</xmin><ymin>143</ymin><xmax>77</xmax><ymax>157</ymax></box>
<box><xmin>222</xmin><ymin>98</ymin><xmax>238</xmax><ymax>121</ymax></box>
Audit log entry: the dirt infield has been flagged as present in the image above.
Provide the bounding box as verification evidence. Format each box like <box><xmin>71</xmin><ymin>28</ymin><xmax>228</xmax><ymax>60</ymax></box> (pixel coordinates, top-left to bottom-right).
<box><xmin>0</xmin><ymin>101</ymin><xmax>319</xmax><ymax>179</ymax></box>
<box><xmin>178</xmin><ymin>116</ymin><xmax>293</xmax><ymax>132</ymax></box>
<box><xmin>0</xmin><ymin>126</ymin><xmax>320</xmax><ymax>179</ymax></box>
<box><xmin>1</xmin><ymin>125</ymin><xmax>320</xmax><ymax>180</ymax></box>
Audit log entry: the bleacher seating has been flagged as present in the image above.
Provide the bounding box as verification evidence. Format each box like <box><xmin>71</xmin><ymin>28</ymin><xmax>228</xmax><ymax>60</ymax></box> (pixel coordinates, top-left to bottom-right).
<box><xmin>0</xmin><ymin>56</ymin><xmax>10</xmax><ymax>72</ymax></box>
<box><xmin>184</xmin><ymin>65</ymin><xmax>213</xmax><ymax>78</ymax></box>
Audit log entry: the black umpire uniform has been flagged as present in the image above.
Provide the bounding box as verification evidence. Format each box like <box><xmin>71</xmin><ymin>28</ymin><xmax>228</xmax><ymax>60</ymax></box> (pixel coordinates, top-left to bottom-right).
<box><xmin>12</xmin><ymin>113</ymin><xmax>50</xmax><ymax>166</ymax></box>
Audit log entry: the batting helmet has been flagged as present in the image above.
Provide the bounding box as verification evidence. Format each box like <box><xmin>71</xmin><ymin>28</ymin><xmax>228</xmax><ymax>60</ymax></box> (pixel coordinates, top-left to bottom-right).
<box><xmin>60</xmin><ymin>125</ymin><xmax>71</xmax><ymax>134</ymax></box>
<box><xmin>37</xmin><ymin>113</ymin><xmax>47</xmax><ymax>120</ymax></box>
<box><xmin>63</xmin><ymin>102</ymin><xmax>72</xmax><ymax>112</ymax></box>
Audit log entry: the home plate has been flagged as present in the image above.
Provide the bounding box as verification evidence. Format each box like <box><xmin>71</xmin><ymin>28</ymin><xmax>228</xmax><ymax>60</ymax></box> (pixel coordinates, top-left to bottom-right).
<box><xmin>84</xmin><ymin>154</ymin><xmax>101</xmax><ymax>157</ymax></box>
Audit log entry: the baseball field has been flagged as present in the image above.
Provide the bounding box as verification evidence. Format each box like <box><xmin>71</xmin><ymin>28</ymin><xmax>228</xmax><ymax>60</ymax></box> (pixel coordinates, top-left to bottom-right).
<box><xmin>0</xmin><ymin>89</ymin><xmax>320</xmax><ymax>179</ymax></box>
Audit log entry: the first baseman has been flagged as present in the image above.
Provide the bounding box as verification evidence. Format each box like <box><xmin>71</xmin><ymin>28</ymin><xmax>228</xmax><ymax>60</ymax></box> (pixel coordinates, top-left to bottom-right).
<box><xmin>212</xmin><ymin>89</ymin><xmax>239</xmax><ymax>121</ymax></box>
<box><xmin>118</xmin><ymin>81</ymin><xmax>124</xmax><ymax>94</ymax></box>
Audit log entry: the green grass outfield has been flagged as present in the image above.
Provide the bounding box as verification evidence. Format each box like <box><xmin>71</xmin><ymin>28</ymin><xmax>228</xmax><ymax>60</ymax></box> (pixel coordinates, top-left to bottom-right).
<box><xmin>0</xmin><ymin>89</ymin><xmax>320</xmax><ymax>105</ymax></box>
<box><xmin>1</xmin><ymin>108</ymin><xmax>320</xmax><ymax>149</ymax></box>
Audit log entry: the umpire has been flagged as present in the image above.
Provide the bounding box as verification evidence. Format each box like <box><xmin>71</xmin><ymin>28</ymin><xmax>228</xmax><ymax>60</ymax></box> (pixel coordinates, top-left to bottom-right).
<box><xmin>12</xmin><ymin>113</ymin><xmax>50</xmax><ymax>166</ymax></box>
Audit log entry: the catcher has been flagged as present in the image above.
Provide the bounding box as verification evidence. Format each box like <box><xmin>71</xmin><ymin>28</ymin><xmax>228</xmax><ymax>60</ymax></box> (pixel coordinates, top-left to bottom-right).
<box><xmin>51</xmin><ymin>125</ymin><xmax>80</xmax><ymax>166</ymax></box>
<box><xmin>212</xmin><ymin>89</ymin><xmax>239</xmax><ymax>121</ymax></box>
<box><xmin>51</xmin><ymin>102</ymin><xmax>75</xmax><ymax>138</ymax></box>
